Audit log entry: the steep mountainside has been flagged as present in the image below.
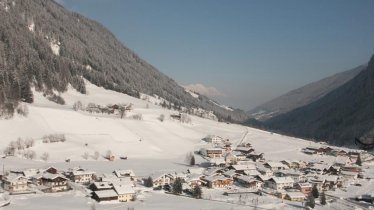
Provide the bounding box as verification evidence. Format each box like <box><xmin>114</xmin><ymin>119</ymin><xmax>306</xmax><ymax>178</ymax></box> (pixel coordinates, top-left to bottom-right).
<box><xmin>265</xmin><ymin>55</ymin><xmax>374</xmax><ymax>146</ymax></box>
<box><xmin>0</xmin><ymin>0</ymin><xmax>247</xmax><ymax>121</ymax></box>
<box><xmin>248</xmin><ymin>65</ymin><xmax>365</xmax><ymax>121</ymax></box>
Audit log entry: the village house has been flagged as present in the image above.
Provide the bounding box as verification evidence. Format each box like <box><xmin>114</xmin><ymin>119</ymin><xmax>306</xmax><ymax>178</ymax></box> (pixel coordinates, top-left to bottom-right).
<box><xmin>334</xmin><ymin>156</ymin><xmax>354</xmax><ymax>167</ymax></box>
<box><xmin>203</xmin><ymin>135</ymin><xmax>224</xmax><ymax>144</ymax></box>
<box><xmin>284</xmin><ymin>191</ymin><xmax>306</xmax><ymax>202</ymax></box>
<box><xmin>265</xmin><ymin>177</ymin><xmax>294</xmax><ymax>191</ymax></box>
<box><xmin>274</xmin><ymin>170</ymin><xmax>306</xmax><ymax>183</ymax></box>
<box><xmin>305</xmin><ymin>163</ymin><xmax>330</xmax><ymax>175</ymax></box>
<box><xmin>331</xmin><ymin>149</ymin><xmax>348</xmax><ymax>157</ymax></box>
<box><xmin>281</xmin><ymin>160</ymin><xmax>306</xmax><ymax>169</ymax></box>
<box><xmin>2</xmin><ymin>174</ymin><xmax>28</xmax><ymax>193</ymax></box>
<box><xmin>113</xmin><ymin>185</ymin><xmax>136</xmax><ymax>202</ymax></box>
<box><xmin>185</xmin><ymin>174</ymin><xmax>206</xmax><ymax>188</ymax></box>
<box><xmin>228</xmin><ymin>164</ymin><xmax>257</xmax><ymax>175</ymax></box>
<box><xmin>89</xmin><ymin>182</ymin><xmax>113</xmax><ymax>191</ymax></box>
<box><xmin>66</xmin><ymin>168</ymin><xmax>96</xmax><ymax>184</ymax></box>
<box><xmin>44</xmin><ymin>166</ymin><xmax>59</xmax><ymax>174</ymax></box>
<box><xmin>224</xmin><ymin>153</ymin><xmax>238</xmax><ymax>165</ymax></box>
<box><xmin>256</xmin><ymin>164</ymin><xmax>273</xmax><ymax>176</ymax></box>
<box><xmin>187</xmin><ymin>168</ymin><xmax>205</xmax><ymax>175</ymax></box>
<box><xmin>234</xmin><ymin>147</ymin><xmax>254</xmax><ymax>155</ymax></box>
<box><xmin>203</xmin><ymin>167</ymin><xmax>224</xmax><ymax>177</ymax></box>
<box><xmin>200</xmin><ymin>148</ymin><xmax>224</xmax><ymax>158</ymax></box>
<box><xmin>302</xmin><ymin>146</ymin><xmax>324</xmax><ymax>155</ymax></box>
<box><xmin>324</xmin><ymin>165</ymin><xmax>341</xmax><ymax>175</ymax></box>
<box><xmin>223</xmin><ymin>170</ymin><xmax>240</xmax><ymax>179</ymax></box>
<box><xmin>296</xmin><ymin>182</ymin><xmax>312</xmax><ymax>195</ymax></box>
<box><xmin>150</xmin><ymin>173</ymin><xmax>175</xmax><ymax>187</ymax></box>
<box><xmin>231</xmin><ymin>151</ymin><xmax>247</xmax><ymax>161</ymax></box>
<box><xmin>92</xmin><ymin>189</ymin><xmax>118</xmax><ymax>202</ymax></box>
<box><xmin>201</xmin><ymin>175</ymin><xmax>233</xmax><ymax>188</ymax></box>
<box><xmin>264</xmin><ymin>162</ymin><xmax>289</xmax><ymax>171</ymax></box>
<box><xmin>236</xmin><ymin>176</ymin><xmax>262</xmax><ymax>190</ymax></box>
<box><xmin>40</xmin><ymin>173</ymin><xmax>69</xmax><ymax>193</ymax></box>
<box><xmin>322</xmin><ymin>175</ymin><xmax>343</xmax><ymax>190</ymax></box>
<box><xmin>209</xmin><ymin>158</ymin><xmax>226</xmax><ymax>167</ymax></box>
<box><xmin>247</xmin><ymin>153</ymin><xmax>265</xmax><ymax>162</ymax></box>
<box><xmin>254</xmin><ymin>175</ymin><xmax>272</xmax><ymax>183</ymax></box>
<box><xmin>113</xmin><ymin>170</ymin><xmax>137</xmax><ymax>181</ymax></box>
<box><xmin>308</xmin><ymin>176</ymin><xmax>325</xmax><ymax>191</ymax></box>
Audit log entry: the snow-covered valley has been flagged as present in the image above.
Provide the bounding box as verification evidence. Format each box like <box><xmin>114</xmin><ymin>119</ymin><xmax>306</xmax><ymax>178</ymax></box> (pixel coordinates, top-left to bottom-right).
<box><xmin>0</xmin><ymin>81</ymin><xmax>373</xmax><ymax>210</ymax></box>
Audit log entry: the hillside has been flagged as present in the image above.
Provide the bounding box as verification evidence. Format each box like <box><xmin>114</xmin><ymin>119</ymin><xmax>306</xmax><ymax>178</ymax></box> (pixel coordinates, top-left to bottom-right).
<box><xmin>0</xmin><ymin>79</ymin><xmax>323</xmax><ymax>162</ymax></box>
<box><xmin>265</xmin><ymin>55</ymin><xmax>374</xmax><ymax>146</ymax></box>
<box><xmin>248</xmin><ymin>65</ymin><xmax>365</xmax><ymax>121</ymax></box>
<box><xmin>0</xmin><ymin>0</ymin><xmax>247</xmax><ymax>121</ymax></box>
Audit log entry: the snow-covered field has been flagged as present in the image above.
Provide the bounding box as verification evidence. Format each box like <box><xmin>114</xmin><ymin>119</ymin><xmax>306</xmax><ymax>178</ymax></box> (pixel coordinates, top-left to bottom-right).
<box><xmin>0</xmin><ymin>81</ymin><xmax>373</xmax><ymax>210</ymax></box>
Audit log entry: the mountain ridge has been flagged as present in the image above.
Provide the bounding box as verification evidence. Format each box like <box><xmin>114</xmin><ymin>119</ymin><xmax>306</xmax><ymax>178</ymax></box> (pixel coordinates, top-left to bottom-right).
<box><xmin>248</xmin><ymin>65</ymin><xmax>365</xmax><ymax>121</ymax></box>
<box><xmin>264</xmin><ymin>55</ymin><xmax>374</xmax><ymax>146</ymax></box>
<box><xmin>0</xmin><ymin>0</ymin><xmax>247</xmax><ymax>121</ymax></box>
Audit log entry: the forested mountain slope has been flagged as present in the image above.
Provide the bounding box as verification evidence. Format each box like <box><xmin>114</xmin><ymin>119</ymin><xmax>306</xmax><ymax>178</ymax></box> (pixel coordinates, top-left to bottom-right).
<box><xmin>265</xmin><ymin>55</ymin><xmax>374</xmax><ymax>146</ymax></box>
<box><xmin>248</xmin><ymin>65</ymin><xmax>365</xmax><ymax>121</ymax></box>
<box><xmin>0</xmin><ymin>0</ymin><xmax>247</xmax><ymax>121</ymax></box>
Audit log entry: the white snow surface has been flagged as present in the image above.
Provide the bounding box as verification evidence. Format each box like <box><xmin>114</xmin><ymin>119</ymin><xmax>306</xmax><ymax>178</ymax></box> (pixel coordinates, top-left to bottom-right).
<box><xmin>1</xmin><ymin>80</ymin><xmax>373</xmax><ymax>210</ymax></box>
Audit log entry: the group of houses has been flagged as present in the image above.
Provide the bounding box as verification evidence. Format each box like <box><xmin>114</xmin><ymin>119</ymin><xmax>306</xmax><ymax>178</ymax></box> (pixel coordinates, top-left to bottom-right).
<box><xmin>302</xmin><ymin>145</ymin><xmax>374</xmax><ymax>161</ymax></box>
<box><xmin>191</xmin><ymin>135</ymin><xmax>371</xmax><ymax>202</ymax></box>
<box><xmin>85</xmin><ymin>103</ymin><xmax>133</xmax><ymax>115</ymax></box>
<box><xmin>0</xmin><ymin>167</ymin><xmax>137</xmax><ymax>203</ymax></box>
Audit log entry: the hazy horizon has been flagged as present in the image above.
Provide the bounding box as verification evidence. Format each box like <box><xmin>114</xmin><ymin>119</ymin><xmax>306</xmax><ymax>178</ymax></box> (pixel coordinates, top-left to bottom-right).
<box><xmin>57</xmin><ymin>0</ymin><xmax>374</xmax><ymax>110</ymax></box>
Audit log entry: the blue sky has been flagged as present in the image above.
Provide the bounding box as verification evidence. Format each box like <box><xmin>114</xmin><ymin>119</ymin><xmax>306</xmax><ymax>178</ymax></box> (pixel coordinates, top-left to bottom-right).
<box><xmin>58</xmin><ymin>0</ymin><xmax>374</xmax><ymax>110</ymax></box>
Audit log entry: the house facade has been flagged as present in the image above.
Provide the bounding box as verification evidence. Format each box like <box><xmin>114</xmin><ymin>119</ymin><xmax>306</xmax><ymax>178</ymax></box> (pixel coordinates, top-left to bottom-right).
<box><xmin>2</xmin><ymin>174</ymin><xmax>28</xmax><ymax>192</ymax></box>
<box><xmin>40</xmin><ymin>174</ymin><xmax>69</xmax><ymax>192</ymax></box>
<box><xmin>265</xmin><ymin>177</ymin><xmax>294</xmax><ymax>191</ymax></box>
<box><xmin>114</xmin><ymin>185</ymin><xmax>136</xmax><ymax>202</ymax></box>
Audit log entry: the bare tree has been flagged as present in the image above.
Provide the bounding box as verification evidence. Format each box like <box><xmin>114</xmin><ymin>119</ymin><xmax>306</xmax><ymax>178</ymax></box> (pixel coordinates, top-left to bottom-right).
<box><xmin>82</xmin><ymin>152</ymin><xmax>89</xmax><ymax>160</ymax></box>
<box><xmin>73</xmin><ymin>101</ymin><xmax>83</xmax><ymax>111</ymax></box>
<box><xmin>132</xmin><ymin>114</ymin><xmax>143</xmax><ymax>120</ymax></box>
<box><xmin>105</xmin><ymin>150</ymin><xmax>112</xmax><ymax>159</ymax></box>
<box><xmin>118</xmin><ymin>104</ymin><xmax>127</xmax><ymax>119</ymax></box>
<box><xmin>93</xmin><ymin>151</ymin><xmax>100</xmax><ymax>160</ymax></box>
<box><xmin>158</xmin><ymin>114</ymin><xmax>165</xmax><ymax>122</ymax></box>
<box><xmin>41</xmin><ymin>152</ymin><xmax>50</xmax><ymax>161</ymax></box>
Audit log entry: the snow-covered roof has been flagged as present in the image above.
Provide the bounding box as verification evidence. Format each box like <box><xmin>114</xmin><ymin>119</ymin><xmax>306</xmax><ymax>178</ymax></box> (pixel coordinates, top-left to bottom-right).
<box><xmin>91</xmin><ymin>182</ymin><xmax>112</xmax><ymax>190</ymax></box>
<box><xmin>187</xmin><ymin>168</ymin><xmax>205</xmax><ymax>175</ymax></box>
<box><xmin>203</xmin><ymin>167</ymin><xmax>223</xmax><ymax>176</ymax></box>
<box><xmin>22</xmin><ymin>169</ymin><xmax>40</xmax><ymax>177</ymax></box>
<box><xmin>286</xmin><ymin>191</ymin><xmax>305</xmax><ymax>199</ymax></box>
<box><xmin>209</xmin><ymin>158</ymin><xmax>225</xmax><ymax>165</ymax></box>
<box><xmin>72</xmin><ymin>170</ymin><xmax>95</xmax><ymax>176</ymax></box>
<box><xmin>265</xmin><ymin>162</ymin><xmax>288</xmax><ymax>169</ymax></box>
<box><xmin>113</xmin><ymin>185</ymin><xmax>135</xmax><ymax>195</ymax></box>
<box><xmin>113</xmin><ymin>169</ymin><xmax>135</xmax><ymax>178</ymax></box>
<box><xmin>3</xmin><ymin>174</ymin><xmax>27</xmax><ymax>183</ymax></box>
<box><xmin>230</xmin><ymin>164</ymin><xmax>256</xmax><ymax>171</ymax></box>
<box><xmin>93</xmin><ymin>189</ymin><xmax>118</xmax><ymax>198</ymax></box>
<box><xmin>269</xmin><ymin>177</ymin><xmax>294</xmax><ymax>184</ymax></box>
<box><xmin>297</xmin><ymin>182</ymin><xmax>312</xmax><ymax>188</ymax></box>
<box><xmin>203</xmin><ymin>175</ymin><xmax>232</xmax><ymax>182</ymax></box>
<box><xmin>42</xmin><ymin>173</ymin><xmax>67</xmax><ymax>180</ymax></box>
<box><xmin>223</xmin><ymin>170</ymin><xmax>238</xmax><ymax>177</ymax></box>
<box><xmin>237</xmin><ymin>175</ymin><xmax>259</xmax><ymax>183</ymax></box>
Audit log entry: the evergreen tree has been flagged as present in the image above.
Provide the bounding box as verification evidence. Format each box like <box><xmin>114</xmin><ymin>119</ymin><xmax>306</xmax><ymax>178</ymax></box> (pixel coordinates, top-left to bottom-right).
<box><xmin>192</xmin><ymin>185</ymin><xmax>202</xmax><ymax>199</ymax></box>
<box><xmin>190</xmin><ymin>155</ymin><xmax>195</xmax><ymax>166</ymax></box>
<box><xmin>172</xmin><ymin>178</ymin><xmax>183</xmax><ymax>195</ymax></box>
<box><xmin>143</xmin><ymin>176</ymin><xmax>153</xmax><ymax>188</ymax></box>
<box><xmin>320</xmin><ymin>191</ymin><xmax>327</xmax><ymax>205</ymax></box>
<box><xmin>312</xmin><ymin>185</ymin><xmax>319</xmax><ymax>198</ymax></box>
<box><xmin>356</xmin><ymin>154</ymin><xmax>362</xmax><ymax>166</ymax></box>
<box><xmin>305</xmin><ymin>194</ymin><xmax>315</xmax><ymax>209</ymax></box>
